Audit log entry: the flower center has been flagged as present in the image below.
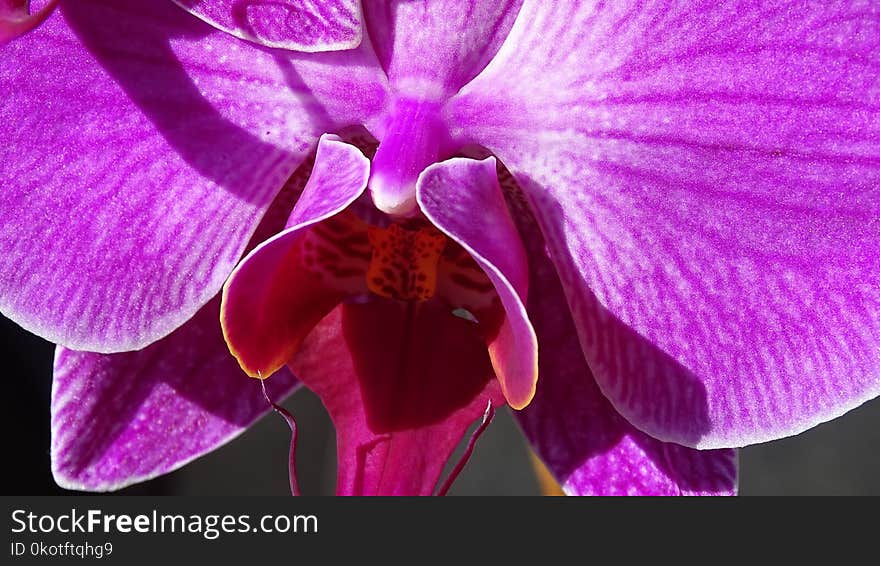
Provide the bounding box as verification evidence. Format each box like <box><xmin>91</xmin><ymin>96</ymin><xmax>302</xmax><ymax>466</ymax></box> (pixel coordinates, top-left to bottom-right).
<box><xmin>366</xmin><ymin>222</ymin><xmax>446</xmax><ymax>301</ymax></box>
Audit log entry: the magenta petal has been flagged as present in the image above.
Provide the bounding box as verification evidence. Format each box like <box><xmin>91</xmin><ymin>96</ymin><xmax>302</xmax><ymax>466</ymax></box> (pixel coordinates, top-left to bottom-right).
<box><xmin>221</xmin><ymin>135</ymin><xmax>370</xmax><ymax>377</ymax></box>
<box><xmin>450</xmin><ymin>3</ymin><xmax>880</xmax><ymax>448</ymax></box>
<box><xmin>51</xmin><ymin>296</ymin><xmax>299</xmax><ymax>491</ymax></box>
<box><xmin>0</xmin><ymin>1</ymin><xmax>386</xmax><ymax>352</ymax></box>
<box><xmin>363</xmin><ymin>0</ymin><xmax>522</xmax><ymax>96</ymax></box>
<box><xmin>417</xmin><ymin>157</ymin><xmax>537</xmax><ymax>409</ymax></box>
<box><xmin>515</xmin><ymin>211</ymin><xmax>736</xmax><ymax>495</ymax></box>
<box><xmin>0</xmin><ymin>0</ymin><xmax>57</xmax><ymax>44</ymax></box>
<box><xmin>291</xmin><ymin>305</ymin><xmax>503</xmax><ymax>496</ymax></box>
<box><xmin>172</xmin><ymin>0</ymin><xmax>362</xmax><ymax>52</ymax></box>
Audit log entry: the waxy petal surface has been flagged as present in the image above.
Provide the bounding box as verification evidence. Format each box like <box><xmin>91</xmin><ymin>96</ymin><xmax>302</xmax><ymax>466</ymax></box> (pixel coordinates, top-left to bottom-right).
<box><xmin>222</xmin><ymin>135</ymin><xmax>370</xmax><ymax>377</ymax></box>
<box><xmin>51</xmin><ymin>297</ymin><xmax>299</xmax><ymax>491</ymax></box>
<box><xmin>364</xmin><ymin>0</ymin><xmax>522</xmax><ymax>97</ymax></box>
<box><xmin>0</xmin><ymin>0</ymin><xmax>387</xmax><ymax>352</ymax></box>
<box><xmin>0</xmin><ymin>0</ymin><xmax>57</xmax><ymax>44</ymax></box>
<box><xmin>172</xmin><ymin>0</ymin><xmax>362</xmax><ymax>52</ymax></box>
<box><xmin>511</xmin><ymin>193</ymin><xmax>736</xmax><ymax>495</ymax></box>
<box><xmin>417</xmin><ymin>157</ymin><xmax>537</xmax><ymax>409</ymax></box>
<box><xmin>291</xmin><ymin>304</ymin><xmax>503</xmax><ymax>495</ymax></box>
<box><xmin>451</xmin><ymin>2</ymin><xmax>880</xmax><ymax>448</ymax></box>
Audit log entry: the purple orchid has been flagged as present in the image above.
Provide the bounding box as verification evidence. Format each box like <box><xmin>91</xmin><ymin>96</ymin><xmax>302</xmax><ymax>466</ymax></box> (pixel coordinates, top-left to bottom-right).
<box><xmin>1</xmin><ymin>0</ymin><xmax>877</xmax><ymax>496</ymax></box>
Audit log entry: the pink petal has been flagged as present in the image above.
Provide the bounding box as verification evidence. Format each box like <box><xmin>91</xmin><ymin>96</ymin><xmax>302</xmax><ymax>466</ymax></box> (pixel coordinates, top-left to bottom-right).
<box><xmin>417</xmin><ymin>157</ymin><xmax>537</xmax><ymax>409</ymax></box>
<box><xmin>449</xmin><ymin>2</ymin><xmax>880</xmax><ymax>448</ymax></box>
<box><xmin>291</xmin><ymin>304</ymin><xmax>503</xmax><ymax>495</ymax></box>
<box><xmin>172</xmin><ymin>0</ymin><xmax>363</xmax><ymax>52</ymax></box>
<box><xmin>363</xmin><ymin>0</ymin><xmax>522</xmax><ymax>96</ymax></box>
<box><xmin>0</xmin><ymin>0</ymin><xmax>387</xmax><ymax>352</ymax></box>
<box><xmin>221</xmin><ymin>135</ymin><xmax>370</xmax><ymax>377</ymax></box>
<box><xmin>51</xmin><ymin>296</ymin><xmax>299</xmax><ymax>491</ymax></box>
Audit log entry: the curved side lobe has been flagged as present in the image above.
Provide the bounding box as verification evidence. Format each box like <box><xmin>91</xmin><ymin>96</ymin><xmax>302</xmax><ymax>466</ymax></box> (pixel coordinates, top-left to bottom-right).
<box><xmin>418</xmin><ymin>157</ymin><xmax>537</xmax><ymax>410</ymax></box>
<box><xmin>221</xmin><ymin>135</ymin><xmax>370</xmax><ymax>378</ymax></box>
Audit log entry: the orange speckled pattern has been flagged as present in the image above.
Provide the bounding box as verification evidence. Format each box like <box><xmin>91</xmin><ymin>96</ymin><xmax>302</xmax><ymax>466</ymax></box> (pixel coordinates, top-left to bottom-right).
<box><xmin>366</xmin><ymin>223</ymin><xmax>446</xmax><ymax>301</ymax></box>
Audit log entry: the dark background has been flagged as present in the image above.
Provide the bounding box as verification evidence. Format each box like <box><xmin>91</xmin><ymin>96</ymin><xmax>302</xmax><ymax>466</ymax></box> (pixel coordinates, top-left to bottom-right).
<box><xmin>5</xmin><ymin>313</ymin><xmax>879</xmax><ymax>496</ymax></box>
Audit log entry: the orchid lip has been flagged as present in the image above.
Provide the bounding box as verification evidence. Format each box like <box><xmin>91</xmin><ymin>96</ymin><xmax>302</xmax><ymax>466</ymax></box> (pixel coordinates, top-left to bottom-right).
<box><xmin>220</xmin><ymin>136</ymin><xmax>515</xmax><ymax>493</ymax></box>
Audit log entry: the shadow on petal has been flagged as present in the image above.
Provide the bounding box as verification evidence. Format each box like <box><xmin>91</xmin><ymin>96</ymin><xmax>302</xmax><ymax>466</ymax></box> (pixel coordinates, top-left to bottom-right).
<box><xmin>514</xmin><ymin>173</ymin><xmax>714</xmax><ymax>446</ymax></box>
<box><xmin>61</xmin><ymin>0</ymin><xmax>308</xmax><ymax>204</ymax></box>
<box><xmin>504</xmin><ymin>169</ymin><xmax>733</xmax><ymax>494</ymax></box>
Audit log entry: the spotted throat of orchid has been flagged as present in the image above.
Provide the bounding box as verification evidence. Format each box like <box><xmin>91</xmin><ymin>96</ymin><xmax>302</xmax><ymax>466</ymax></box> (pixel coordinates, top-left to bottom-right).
<box><xmin>1</xmin><ymin>1</ymin><xmax>878</xmax><ymax>496</ymax></box>
<box><xmin>217</xmin><ymin>125</ymin><xmax>542</xmax><ymax>493</ymax></box>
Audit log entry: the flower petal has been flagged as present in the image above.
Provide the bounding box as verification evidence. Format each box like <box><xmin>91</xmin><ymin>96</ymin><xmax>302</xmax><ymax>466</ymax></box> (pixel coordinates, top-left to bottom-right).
<box><xmin>51</xmin><ymin>296</ymin><xmax>300</xmax><ymax>491</ymax></box>
<box><xmin>51</xmin><ymin>154</ymin><xmax>304</xmax><ymax>492</ymax></box>
<box><xmin>417</xmin><ymin>157</ymin><xmax>537</xmax><ymax>409</ymax></box>
<box><xmin>0</xmin><ymin>0</ymin><xmax>57</xmax><ymax>44</ymax></box>
<box><xmin>513</xmin><ymin>195</ymin><xmax>736</xmax><ymax>495</ymax></box>
<box><xmin>0</xmin><ymin>0</ymin><xmax>387</xmax><ymax>352</ymax></box>
<box><xmin>291</xmin><ymin>304</ymin><xmax>503</xmax><ymax>495</ymax></box>
<box><xmin>172</xmin><ymin>0</ymin><xmax>363</xmax><ymax>52</ymax></box>
<box><xmin>363</xmin><ymin>0</ymin><xmax>522</xmax><ymax>97</ymax></box>
<box><xmin>450</xmin><ymin>2</ymin><xmax>880</xmax><ymax>448</ymax></box>
<box><xmin>221</xmin><ymin>135</ymin><xmax>370</xmax><ymax>377</ymax></box>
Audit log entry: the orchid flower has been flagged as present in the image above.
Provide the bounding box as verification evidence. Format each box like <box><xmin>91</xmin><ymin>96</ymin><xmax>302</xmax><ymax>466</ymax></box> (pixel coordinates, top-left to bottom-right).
<box><xmin>1</xmin><ymin>1</ymin><xmax>877</xmax><ymax>496</ymax></box>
